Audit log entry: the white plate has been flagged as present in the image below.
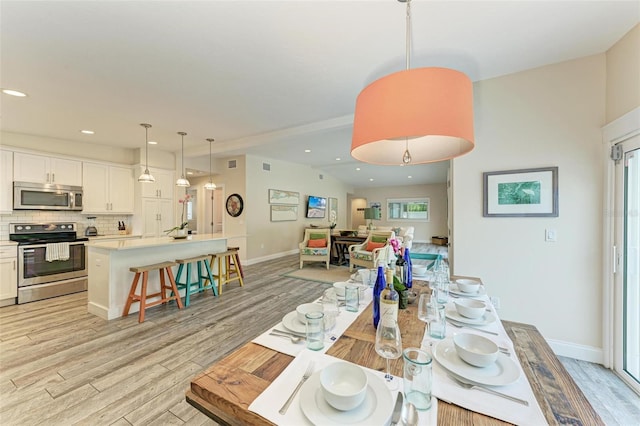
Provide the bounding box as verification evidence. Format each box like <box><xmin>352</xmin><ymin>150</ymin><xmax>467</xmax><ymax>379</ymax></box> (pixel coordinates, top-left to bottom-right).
<box><xmin>433</xmin><ymin>338</ymin><xmax>520</xmax><ymax>386</ymax></box>
<box><xmin>449</xmin><ymin>283</ymin><xmax>487</xmax><ymax>298</ymax></box>
<box><xmin>445</xmin><ymin>306</ymin><xmax>497</xmax><ymax>326</ymax></box>
<box><xmin>299</xmin><ymin>369</ymin><xmax>393</xmax><ymax>426</ymax></box>
<box><xmin>282</xmin><ymin>311</ymin><xmax>306</xmax><ymax>334</ymax></box>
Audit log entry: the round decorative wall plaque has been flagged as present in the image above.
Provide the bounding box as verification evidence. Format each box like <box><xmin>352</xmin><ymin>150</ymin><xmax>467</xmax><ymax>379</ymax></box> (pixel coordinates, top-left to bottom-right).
<box><xmin>226</xmin><ymin>193</ymin><xmax>244</xmax><ymax>217</ymax></box>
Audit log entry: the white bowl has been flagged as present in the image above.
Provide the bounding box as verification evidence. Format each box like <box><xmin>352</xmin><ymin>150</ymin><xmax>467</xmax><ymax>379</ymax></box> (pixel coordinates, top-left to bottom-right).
<box><xmin>454</xmin><ymin>299</ymin><xmax>486</xmax><ymax>319</ymax></box>
<box><xmin>333</xmin><ymin>281</ymin><xmax>348</xmax><ymax>298</ymax></box>
<box><xmin>320</xmin><ymin>362</ymin><xmax>368</xmax><ymax>411</ymax></box>
<box><xmin>412</xmin><ymin>265</ymin><xmax>428</xmax><ymax>276</ymax></box>
<box><xmin>296</xmin><ymin>303</ymin><xmax>323</xmax><ymax>324</ymax></box>
<box><xmin>453</xmin><ymin>333</ymin><xmax>499</xmax><ymax>367</ymax></box>
<box><xmin>456</xmin><ymin>279</ymin><xmax>481</xmax><ymax>293</ymax></box>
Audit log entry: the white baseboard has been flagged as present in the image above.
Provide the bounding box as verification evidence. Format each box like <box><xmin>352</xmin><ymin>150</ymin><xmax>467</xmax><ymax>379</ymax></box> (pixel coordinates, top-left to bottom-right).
<box><xmin>245</xmin><ymin>249</ymin><xmax>298</xmax><ymax>266</ymax></box>
<box><xmin>546</xmin><ymin>338</ymin><xmax>603</xmax><ymax>364</ymax></box>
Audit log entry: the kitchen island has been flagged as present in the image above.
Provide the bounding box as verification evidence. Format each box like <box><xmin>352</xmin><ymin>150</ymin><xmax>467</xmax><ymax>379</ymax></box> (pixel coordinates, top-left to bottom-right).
<box><xmin>87</xmin><ymin>233</ymin><xmax>228</xmax><ymax>320</ymax></box>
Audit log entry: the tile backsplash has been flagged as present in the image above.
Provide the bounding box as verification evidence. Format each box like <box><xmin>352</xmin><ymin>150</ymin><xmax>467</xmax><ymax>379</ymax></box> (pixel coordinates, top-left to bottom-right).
<box><xmin>0</xmin><ymin>212</ymin><xmax>131</xmax><ymax>240</ymax></box>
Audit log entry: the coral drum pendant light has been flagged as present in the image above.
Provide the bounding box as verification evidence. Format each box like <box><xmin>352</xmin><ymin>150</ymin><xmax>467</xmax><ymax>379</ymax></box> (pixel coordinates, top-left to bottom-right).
<box><xmin>138</xmin><ymin>123</ymin><xmax>155</xmax><ymax>183</ymax></box>
<box><xmin>351</xmin><ymin>0</ymin><xmax>474</xmax><ymax>165</ymax></box>
<box><xmin>204</xmin><ymin>138</ymin><xmax>217</xmax><ymax>191</ymax></box>
<box><xmin>176</xmin><ymin>131</ymin><xmax>190</xmax><ymax>187</ymax></box>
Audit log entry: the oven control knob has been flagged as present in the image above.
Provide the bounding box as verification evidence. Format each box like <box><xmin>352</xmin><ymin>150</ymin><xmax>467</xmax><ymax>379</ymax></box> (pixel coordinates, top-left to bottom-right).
<box><xmin>60</xmin><ymin>225</ymin><xmax>66</xmax><ymax>229</ymax></box>
<box><xmin>16</xmin><ymin>226</ymin><xmax>23</xmax><ymax>230</ymax></box>
<box><xmin>25</xmin><ymin>226</ymin><xmax>31</xmax><ymax>230</ymax></box>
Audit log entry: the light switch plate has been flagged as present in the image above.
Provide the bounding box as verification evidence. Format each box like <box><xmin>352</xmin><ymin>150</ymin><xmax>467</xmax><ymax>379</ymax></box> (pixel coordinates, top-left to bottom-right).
<box><xmin>545</xmin><ymin>229</ymin><xmax>557</xmax><ymax>242</ymax></box>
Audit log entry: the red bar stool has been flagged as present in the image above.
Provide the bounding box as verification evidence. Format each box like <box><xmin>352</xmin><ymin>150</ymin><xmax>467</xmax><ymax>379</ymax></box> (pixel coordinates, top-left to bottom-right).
<box><xmin>123</xmin><ymin>261</ymin><xmax>183</xmax><ymax>323</ymax></box>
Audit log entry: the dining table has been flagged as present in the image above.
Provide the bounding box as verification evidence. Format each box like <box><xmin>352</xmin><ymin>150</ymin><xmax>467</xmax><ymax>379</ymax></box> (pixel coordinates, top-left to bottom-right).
<box><xmin>185</xmin><ymin>275</ymin><xmax>603</xmax><ymax>425</ymax></box>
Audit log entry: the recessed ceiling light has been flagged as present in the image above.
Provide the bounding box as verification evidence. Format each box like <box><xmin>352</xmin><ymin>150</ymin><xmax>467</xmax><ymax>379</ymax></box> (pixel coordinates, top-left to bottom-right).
<box><xmin>369</xmin><ymin>178</ymin><xmax>374</xmax><ymax>181</ymax></box>
<box><xmin>356</xmin><ymin>167</ymin><xmax>361</xmax><ymax>171</ymax></box>
<box><xmin>187</xmin><ymin>171</ymin><xmax>193</xmax><ymax>175</ymax></box>
<box><xmin>408</xmin><ymin>175</ymin><xmax>412</xmax><ymax>179</ymax></box>
<box><xmin>2</xmin><ymin>89</ymin><xmax>27</xmax><ymax>97</ymax></box>
<box><xmin>335</xmin><ymin>157</ymin><xmax>341</xmax><ymax>161</ymax></box>
<box><xmin>148</xmin><ymin>141</ymin><xmax>158</xmax><ymax>145</ymax></box>
<box><xmin>80</xmin><ymin>130</ymin><xmax>95</xmax><ymax>135</ymax></box>
<box><xmin>304</xmin><ymin>149</ymin><xmax>311</xmax><ymax>153</ymax></box>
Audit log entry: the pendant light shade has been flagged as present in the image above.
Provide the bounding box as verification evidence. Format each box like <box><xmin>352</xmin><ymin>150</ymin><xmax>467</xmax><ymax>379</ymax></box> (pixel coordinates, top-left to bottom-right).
<box><xmin>176</xmin><ymin>131</ymin><xmax>190</xmax><ymax>187</ymax></box>
<box><xmin>138</xmin><ymin>123</ymin><xmax>155</xmax><ymax>183</ymax></box>
<box><xmin>204</xmin><ymin>138</ymin><xmax>217</xmax><ymax>190</ymax></box>
<box><xmin>351</xmin><ymin>0</ymin><xmax>474</xmax><ymax>165</ymax></box>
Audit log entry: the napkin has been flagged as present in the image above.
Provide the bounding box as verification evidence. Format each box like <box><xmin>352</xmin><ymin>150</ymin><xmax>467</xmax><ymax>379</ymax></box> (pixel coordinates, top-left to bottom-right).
<box><xmin>252</xmin><ymin>287</ymin><xmax>373</xmax><ymax>357</ymax></box>
<box><xmin>248</xmin><ymin>350</ymin><xmax>438</xmax><ymax>426</ymax></box>
<box><xmin>423</xmin><ymin>297</ymin><xmax>546</xmax><ymax>425</ymax></box>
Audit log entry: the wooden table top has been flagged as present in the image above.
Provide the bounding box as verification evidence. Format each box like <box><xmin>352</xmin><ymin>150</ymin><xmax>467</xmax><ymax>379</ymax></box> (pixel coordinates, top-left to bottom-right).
<box><xmin>186</xmin><ymin>280</ymin><xmax>603</xmax><ymax>426</ymax></box>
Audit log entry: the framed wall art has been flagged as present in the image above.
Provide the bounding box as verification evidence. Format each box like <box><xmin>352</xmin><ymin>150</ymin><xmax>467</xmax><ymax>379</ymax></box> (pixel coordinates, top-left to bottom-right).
<box><xmin>226</xmin><ymin>193</ymin><xmax>244</xmax><ymax>217</ymax></box>
<box><xmin>270</xmin><ymin>205</ymin><xmax>298</xmax><ymax>222</ymax></box>
<box><xmin>268</xmin><ymin>189</ymin><xmax>299</xmax><ymax>205</ymax></box>
<box><xmin>483</xmin><ymin>167</ymin><xmax>558</xmax><ymax>217</ymax></box>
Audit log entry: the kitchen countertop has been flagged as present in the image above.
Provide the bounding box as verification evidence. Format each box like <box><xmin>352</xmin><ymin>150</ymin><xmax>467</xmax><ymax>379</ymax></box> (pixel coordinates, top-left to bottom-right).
<box><xmin>86</xmin><ymin>233</ymin><xmax>227</xmax><ymax>251</ymax></box>
<box><xmin>0</xmin><ymin>241</ymin><xmax>18</xmax><ymax>246</ymax></box>
<box><xmin>87</xmin><ymin>234</ymin><xmax>142</xmax><ymax>241</ymax></box>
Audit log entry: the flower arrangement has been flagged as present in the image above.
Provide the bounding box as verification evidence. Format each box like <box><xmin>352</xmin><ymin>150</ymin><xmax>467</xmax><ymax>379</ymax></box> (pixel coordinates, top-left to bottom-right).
<box><xmin>329</xmin><ymin>210</ymin><xmax>337</xmax><ymax>229</ymax></box>
<box><xmin>165</xmin><ymin>194</ymin><xmax>191</xmax><ymax>234</ymax></box>
<box><xmin>388</xmin><ymin>237</ymin><xmax>401</xmax><ymax>255</ymax></box>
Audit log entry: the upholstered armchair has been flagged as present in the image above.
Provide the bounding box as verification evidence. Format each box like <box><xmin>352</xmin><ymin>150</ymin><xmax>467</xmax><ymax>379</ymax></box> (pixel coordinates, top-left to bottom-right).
<box><xmin>348</xmin><ymin>230</ymin><xmax>395</xmax><ymax>272</ymax></box>
<box><xmin>299</xmin><ymin>228</ymin><xmax>331</xmax><ymax>269</ymax></box>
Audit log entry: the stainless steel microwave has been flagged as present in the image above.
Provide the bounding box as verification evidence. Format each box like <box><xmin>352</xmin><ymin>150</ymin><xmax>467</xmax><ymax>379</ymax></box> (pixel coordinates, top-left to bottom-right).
<box><xmin>13</xmin><ymin>181</ymin><xmax>83</xmax><ymax>211</ymax></box>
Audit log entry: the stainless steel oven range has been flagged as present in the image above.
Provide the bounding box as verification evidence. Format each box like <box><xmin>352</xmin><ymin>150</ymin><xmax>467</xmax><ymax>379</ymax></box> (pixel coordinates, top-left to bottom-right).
<box><xmin>9</xmin><ymin>223</ymin><xmax>88</xmax><ymax>304</ymax></box>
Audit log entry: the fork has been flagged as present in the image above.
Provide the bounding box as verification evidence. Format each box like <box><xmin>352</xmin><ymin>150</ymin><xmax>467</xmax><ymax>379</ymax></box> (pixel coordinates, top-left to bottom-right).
<box><xmin>446</xmin><ymin>319</ymin><xmax>499</xmax><ymax>336</ymax></box>
<box><xmin>278</xmin><ymin>361</ymin><xmax>315</xmax><ymax>415</ymax></box>
<box><xmin>448</xmin><ymin>375</ymin><xmax>529</xmax><ymax>406</ymax></box>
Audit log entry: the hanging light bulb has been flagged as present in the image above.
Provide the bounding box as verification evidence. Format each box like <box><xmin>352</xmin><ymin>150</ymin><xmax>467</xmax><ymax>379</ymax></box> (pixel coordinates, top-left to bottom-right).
<box><xmin>204</xmin><ymin>138</ymin><xmax>217</xmax><ymax>190</ymax></box>
<box><xmin>138</xmin><ymin>123</ymin><xmax>155</xmax><ymax>183</ymax></box>
<box><xmin>176</xmin><ymin>131</ymin><xmax>190</xmax><ymax>187</ymax></box>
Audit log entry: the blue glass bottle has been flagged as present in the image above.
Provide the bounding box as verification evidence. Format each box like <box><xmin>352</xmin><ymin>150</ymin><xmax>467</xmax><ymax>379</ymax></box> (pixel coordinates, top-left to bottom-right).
<box><xmin>372</xmin><ymin>263</ymin><xmax>386</xmax><ymax>328</ymax></box>
<box><xmin>403</xmin><ymin>247</ymin><xmax>413</xmax><ymax>288</ymax></box>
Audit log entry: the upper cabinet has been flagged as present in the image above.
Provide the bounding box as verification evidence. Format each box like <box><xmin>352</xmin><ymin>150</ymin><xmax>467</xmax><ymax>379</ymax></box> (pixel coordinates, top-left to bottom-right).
<box><xmin>83</xmin><ymin>162</ymin><xmax>134</xmax><ymax>214</ymax></box>
<box><xmin>0</xmin><ymin>150</ymin><xmax>13</xmax><ymax>214</ymax></box>
<box><xmin>14</xmin><ymin>152</ymin><xmax>82</xmax><ymax>186</ymax></box>
<box><xmin>139</xmin><ymin>167</ymin><xmax>174</xmax><ymax>200</ymax></box>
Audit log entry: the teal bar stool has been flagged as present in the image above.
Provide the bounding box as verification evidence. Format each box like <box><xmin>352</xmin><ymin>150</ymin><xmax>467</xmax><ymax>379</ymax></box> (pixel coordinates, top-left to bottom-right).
<box><xmin>174</xmin><ymin>254</ymin><xmax>218</xmax><ymax>306</ymax></box>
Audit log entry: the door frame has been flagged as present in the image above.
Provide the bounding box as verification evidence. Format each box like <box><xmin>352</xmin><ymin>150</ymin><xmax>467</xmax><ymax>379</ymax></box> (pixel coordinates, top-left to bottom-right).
<box><xmin>602</xmin><ymin>107</ymin><xmax>640</xmax><ymax>376</ymax></box>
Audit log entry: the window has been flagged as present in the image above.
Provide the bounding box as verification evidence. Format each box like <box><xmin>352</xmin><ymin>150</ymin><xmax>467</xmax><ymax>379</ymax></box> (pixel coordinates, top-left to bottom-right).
<box><xmin>387</xmin><ymin>198</ymin><xmax>430</xmax><ymax>221</ymax></box>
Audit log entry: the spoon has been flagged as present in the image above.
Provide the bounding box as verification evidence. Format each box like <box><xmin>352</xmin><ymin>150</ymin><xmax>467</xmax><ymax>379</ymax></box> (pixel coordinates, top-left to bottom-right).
<box><xmin>269</xmin><ymin>332</ymin><xmax>303</xmax><ymax>343</ymax></box>
<box><xmin>401</xmin><ymin>402</ymin><xmax>418</xmax><ymax>426</ymax></box>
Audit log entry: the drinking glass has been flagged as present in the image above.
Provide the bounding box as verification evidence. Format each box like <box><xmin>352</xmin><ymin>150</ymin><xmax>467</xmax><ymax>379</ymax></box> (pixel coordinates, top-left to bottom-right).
<box><xmin>305</xmin><ymin>311</ymin><xmax>325</xmax><ymax>351</ymax></box>
<box><xmin>375</xmin><ymin>317</ymin><xmax>403</xmax><ymax>390</ymax></box>
<box><xmin>322</xmin><ymin>288</ymin><xmax>339</xmax><ymax>333</ymax></box>
<box><xmin>435</xmin><ymin>280</ymin><xmax>449</xmax><ymax>304</ymax></box>
<box><xmin>403</xmin><ymin>348</ymin><xmax>433</xmax><ymax>411</ymax></box>
<box><xmin>428</xmin><ymin>304</ymin><xmax>446</xmax><ymax>339</ymax></box>
<box><xmin>417</xmin><ymin>293</ymin><xmax>430</xmax><ymax>323</ymax></box>
<box><xmin>345</xmin><ymin>285</ymin><xmax>359</xmax><ymax>312</ymax></box>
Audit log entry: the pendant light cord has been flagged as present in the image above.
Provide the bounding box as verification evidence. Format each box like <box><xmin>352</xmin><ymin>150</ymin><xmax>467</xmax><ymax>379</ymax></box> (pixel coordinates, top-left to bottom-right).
<box><xmin>402</xmin><ymin>0</ymin><xmax>413</xmax><ymax>164</ymax></box>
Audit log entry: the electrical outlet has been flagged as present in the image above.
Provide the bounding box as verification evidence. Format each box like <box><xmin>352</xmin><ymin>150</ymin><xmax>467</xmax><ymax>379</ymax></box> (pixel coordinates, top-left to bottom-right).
<box><xmin>490</xmin><ymin>296</ymin><xmax>501</xmax><ymax>309</ymax></box>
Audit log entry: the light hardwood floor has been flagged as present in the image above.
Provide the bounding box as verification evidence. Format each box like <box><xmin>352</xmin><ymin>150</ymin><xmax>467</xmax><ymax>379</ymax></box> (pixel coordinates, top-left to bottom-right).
<box><xmin>1</xmin><ymin>254</ymin><xmax>638</xmax><ymax>425</ymax></box>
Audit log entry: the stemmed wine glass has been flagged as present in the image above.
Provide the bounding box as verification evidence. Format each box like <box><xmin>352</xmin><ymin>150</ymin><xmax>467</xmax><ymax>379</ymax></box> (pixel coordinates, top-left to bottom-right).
<box><xmin>375</xmin><ymin>318</ymin><xmax>402</xmax><ymax>390</ymax></box>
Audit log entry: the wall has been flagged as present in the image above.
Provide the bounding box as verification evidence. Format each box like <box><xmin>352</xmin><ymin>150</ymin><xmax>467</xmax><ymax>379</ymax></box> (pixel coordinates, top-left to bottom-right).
<box><xmin>606</xmin><ymin>24</ymin><xmax>640</xmax><ymax>123</ymax></box>
<box><xmin>1</xmin><ymin>131</ymin><xmax>136</xmax><ymax>165</ymax></box>
<box><xmin>1</xmin><ymin>211</ymin><xmax>131</xmax><ymax>240</ymax></box>
<box><xmin>352</xmin><ymin>183</ymin><xmax>448</xmax><ymax>242</ymax></box>
<box><xmin>244</xmin><ymin>155</ymin><xmax>352</xmax><ymax>262</ymax></box>
<box><xmin>452</xmin><ymin>54</ymin><xmax>606</xmax><ymax>362</ymax></box>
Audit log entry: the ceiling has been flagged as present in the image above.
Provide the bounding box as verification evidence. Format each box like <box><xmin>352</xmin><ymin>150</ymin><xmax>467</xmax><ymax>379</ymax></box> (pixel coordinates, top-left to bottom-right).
<box><xmin>1</xmin><ymin>1</ymin><xmax>638</xmax><ymax>188</ymax></box>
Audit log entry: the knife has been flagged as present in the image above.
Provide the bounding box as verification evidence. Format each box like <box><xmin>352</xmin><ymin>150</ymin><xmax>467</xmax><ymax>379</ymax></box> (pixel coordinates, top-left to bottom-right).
<box><xmin>271</xmin><ymin>329</ymin><xmax>306</xmax><ymax>338</ymax></box>
<box><xmin>390</xmin><ymin>392</ymin><xmax>404</xmax><ymax>426</ymax></box>
<box><xmin>446</xmin><ymin>319</ymin><xmax>499</xmax><ymax>336</ymax></box>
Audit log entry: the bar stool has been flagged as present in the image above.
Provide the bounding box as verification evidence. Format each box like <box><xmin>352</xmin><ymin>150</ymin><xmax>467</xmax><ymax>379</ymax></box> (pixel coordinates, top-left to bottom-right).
<box><xmin>123</xmin><ymin>261</ymin><xmax>183</xmax><ymax>323</ymax></box>
<box><xmin>208</xmin><ymin>249</ymin><xmax>244</xmax><ymax>295</ymax></box>
<box><xmin>227</xmin><ymin>246</ymin><xmax>244</xmax><ymax>278</ymax></box>
<box><xmin>174</xmin><ymin>254</ymin><xmax>218</xmax><ymax>307</ymax></box>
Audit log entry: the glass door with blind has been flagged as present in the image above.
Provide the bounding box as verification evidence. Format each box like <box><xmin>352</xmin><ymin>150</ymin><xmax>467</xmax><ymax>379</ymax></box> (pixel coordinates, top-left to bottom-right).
<box><xmin>614</xmin><ymin>134</ymin><xmax>640</xmax><ymax>393</ymax></box>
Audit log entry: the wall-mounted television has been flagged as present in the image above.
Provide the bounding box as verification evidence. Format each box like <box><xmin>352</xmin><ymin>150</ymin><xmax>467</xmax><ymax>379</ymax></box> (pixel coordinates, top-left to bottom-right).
<box><xmin>306</xmin><ymin>195</ymin><xmax>327</xmax><ymax>218</ymax></box>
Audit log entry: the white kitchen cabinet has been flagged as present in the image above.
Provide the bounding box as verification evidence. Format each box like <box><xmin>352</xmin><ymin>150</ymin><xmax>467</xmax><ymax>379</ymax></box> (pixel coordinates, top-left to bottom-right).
<box><xmin>0</xmin><ymin>150</ymin><xmax>13</xmax><ymax>213</ymax></box>
<box><xmin>83</xmin><ymin>162</ymin><xmax>134</xmax><ymax>214</ymax></box>
<box><xmin>141</xmin><ymin>198</ymin><xmax>174</xmax><ymax>237</ymax></box>
<box><xmin>0</xmin><ymin>245</ymin><xmax>18</xmax><ymax>307</ymax></box>
<box><xmin>14</xmin><ymin>152</ymin><xmax>82</xmax><ymax>186</ymax></box>
<box><xmin>139</xmin><ymin>167</ymin><xmax>174</xmax><ymax>200</ymax></box>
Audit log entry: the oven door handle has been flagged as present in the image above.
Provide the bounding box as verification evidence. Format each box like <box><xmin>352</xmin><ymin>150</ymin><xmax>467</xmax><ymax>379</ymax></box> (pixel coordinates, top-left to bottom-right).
<box><xmin>19</xmin><ymin>242</ymin><xmax>85</xmax><ymax>250</ymax></box>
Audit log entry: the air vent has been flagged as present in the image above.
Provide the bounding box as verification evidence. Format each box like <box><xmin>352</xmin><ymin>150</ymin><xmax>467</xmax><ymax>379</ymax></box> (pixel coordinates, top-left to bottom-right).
<box><xmin>263</xmin><ymin>162</ymin><xmax>271</xmax><ymax>171</ymax></box>
<box><xmin>228</xmin><ymin>160</ymin><xmax>237</xmax><ymax>169</ymax></box>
